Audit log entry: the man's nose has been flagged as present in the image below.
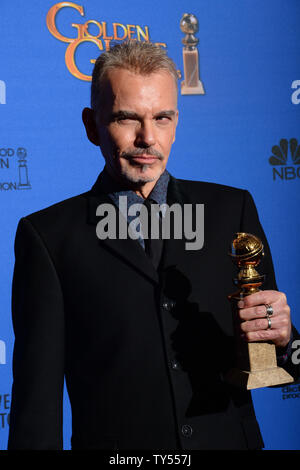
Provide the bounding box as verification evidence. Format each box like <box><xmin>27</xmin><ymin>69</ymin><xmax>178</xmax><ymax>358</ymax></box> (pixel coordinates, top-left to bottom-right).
<box><xmin>135</xmin><ymin>121</ymin><xmax>156</xmax><ymax>147</ymax></box>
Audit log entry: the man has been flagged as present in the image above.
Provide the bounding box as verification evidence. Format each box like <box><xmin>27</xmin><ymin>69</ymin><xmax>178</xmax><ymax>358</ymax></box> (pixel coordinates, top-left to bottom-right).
<box><xmin>8</xmin><ymin>41</ymin><xmax>298</xmax><ymax>450</ymax></box>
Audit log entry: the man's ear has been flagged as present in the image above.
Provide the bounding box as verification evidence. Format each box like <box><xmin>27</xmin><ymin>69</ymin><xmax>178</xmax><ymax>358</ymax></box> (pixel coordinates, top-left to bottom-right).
<box><xmin>82</xmin><ymin>107</ymin><xmax>100</xmax><ymax>146</ymax></box>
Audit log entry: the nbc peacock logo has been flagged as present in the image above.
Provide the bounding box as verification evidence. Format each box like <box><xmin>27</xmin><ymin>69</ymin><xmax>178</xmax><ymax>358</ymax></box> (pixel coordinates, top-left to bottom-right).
<box><xmin>269</xmin><ymin>138</ymin><xmax>300</xmax><ymax>180</ymax></box>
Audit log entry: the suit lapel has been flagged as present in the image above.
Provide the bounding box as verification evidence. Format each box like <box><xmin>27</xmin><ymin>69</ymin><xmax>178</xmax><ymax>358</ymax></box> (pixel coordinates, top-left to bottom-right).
<box><xmin>85</xmin><ymin>173</ymin><xmax>201</xmax><ymax>284</ymax></box>
<box><xmin>86</xmin><ymin>180</ymin><xmax>159</xmax><ymax>285</ymax></box>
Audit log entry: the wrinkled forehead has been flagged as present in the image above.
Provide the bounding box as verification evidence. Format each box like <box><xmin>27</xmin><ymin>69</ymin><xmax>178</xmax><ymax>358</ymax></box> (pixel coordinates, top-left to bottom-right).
<box><xmin>96</xmin><ymin>67</ymin><xmax>178</xmax><ymax>117</ymax></box>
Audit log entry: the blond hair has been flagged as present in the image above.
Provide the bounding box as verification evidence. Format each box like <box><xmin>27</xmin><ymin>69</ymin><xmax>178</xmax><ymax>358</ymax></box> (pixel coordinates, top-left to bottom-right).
<box><xmin>91</xmin><ymin>40</ymin><xmax>178</xmax><ymax>110</ymax></box>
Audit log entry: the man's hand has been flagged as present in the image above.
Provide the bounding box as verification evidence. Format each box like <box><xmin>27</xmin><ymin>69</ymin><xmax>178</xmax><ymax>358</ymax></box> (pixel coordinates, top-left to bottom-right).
<box><xmin>237</xmin><ymin>290</ymin><xmax>291</xmax><ymax>348</ymax></box>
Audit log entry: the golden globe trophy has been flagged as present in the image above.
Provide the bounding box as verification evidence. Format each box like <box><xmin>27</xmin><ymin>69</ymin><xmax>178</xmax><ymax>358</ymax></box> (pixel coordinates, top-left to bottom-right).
<box><xmin>17</xmin><ymin>148</ymin><xmax>31</xmax><ymax>190</ymax></box>
<box><xmin>180</xmin><ymin>13</ymin><xmax>205</xmax><ymax>95</ymax></box>
<box><xmin>226</xmin><ymin>232</ymin><xmax>293</xmax><ymax>389</ymax></box>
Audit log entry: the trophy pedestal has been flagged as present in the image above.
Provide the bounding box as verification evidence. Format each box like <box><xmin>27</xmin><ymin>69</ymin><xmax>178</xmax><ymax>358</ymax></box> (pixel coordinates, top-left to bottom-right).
<box><xmin>181</xmin><ymin>49</ymin><xmax>205</xmax><ymax>95</ymax></box>
<box><xmin>17</xmin><ymin>157</ymin><xmax>31</xmax><ymax>190</ymax></box>
<box><xmin>226</xmin><ymin>342</ymin><xmax>294</xmax><ymax>390</ymax></box>
<box><xmin>181</xmin><ymin>80</ymin><xmax>205</xmax><ymax>95</ymax></box>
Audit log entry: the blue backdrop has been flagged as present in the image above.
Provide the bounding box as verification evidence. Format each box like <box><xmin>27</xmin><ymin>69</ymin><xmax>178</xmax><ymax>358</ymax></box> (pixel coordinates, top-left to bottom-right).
<box><xmin>1</xmin><ymin>0</ymin><xmax>299</xmax><ymax>450</ymax></box>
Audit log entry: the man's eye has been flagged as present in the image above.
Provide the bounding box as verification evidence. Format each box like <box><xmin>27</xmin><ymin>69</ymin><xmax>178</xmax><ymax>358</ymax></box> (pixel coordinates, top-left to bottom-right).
<box><xmin>117</xmin><ymin>117</ymin><xmax>136</xmax><ymax>123</ymax></box>
<box><xmin>156</xmin><ymin>116</ymin><xmax>170</xmax><ymax>123</ymax></box>
<box><xmin>116</xmin><ymin>118</ymin><xmax>130</xmax><ymax>124</ymax></box>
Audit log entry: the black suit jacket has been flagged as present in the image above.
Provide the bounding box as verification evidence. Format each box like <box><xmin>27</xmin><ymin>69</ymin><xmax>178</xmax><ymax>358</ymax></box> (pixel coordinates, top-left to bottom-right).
<box><xmin>7</xmin><ymin>175</ymin><xmax>299</xmax><ymax>450</ymax></box>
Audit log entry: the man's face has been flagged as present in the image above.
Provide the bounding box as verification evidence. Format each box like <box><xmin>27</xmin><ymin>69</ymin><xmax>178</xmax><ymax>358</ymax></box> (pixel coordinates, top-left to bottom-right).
<box><xmin>91</xmin><ymin>68</ymin><xmax>178</xmax><ymax>187</ymax></box>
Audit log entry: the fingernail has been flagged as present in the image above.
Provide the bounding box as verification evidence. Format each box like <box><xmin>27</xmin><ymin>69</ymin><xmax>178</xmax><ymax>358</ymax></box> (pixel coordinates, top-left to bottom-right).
<box><xmin>237</xmin><ymin>301</ymin><xmax>244</xmax><ymax>308</ymax></box>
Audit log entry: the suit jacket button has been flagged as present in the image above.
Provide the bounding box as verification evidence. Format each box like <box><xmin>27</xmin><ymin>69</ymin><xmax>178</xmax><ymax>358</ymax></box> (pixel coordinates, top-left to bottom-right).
<box><xmin>162</xmin><ymin>300</ymin><xmax>176</xmax><ymax>311</ymax></box>
<box><xmin>171</xmin><ymin>359</ymin><xmax>180</xmax><ymax>371</ymax></box>
<box><xmin>181</xmin><ymin>424</ymin><xmax>193</xmax><ymax>438</ymax></box>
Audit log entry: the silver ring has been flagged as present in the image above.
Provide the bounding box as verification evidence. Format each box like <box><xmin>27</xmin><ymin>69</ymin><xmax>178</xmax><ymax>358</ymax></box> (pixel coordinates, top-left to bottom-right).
<box><xmin>266</xmin><ymin>316</ymin><xmax>272</xmax><ymax>329</ymax></box>
<box><xmin>265</xmin><ymin>304</ymin><xmax>274</xmax><ymax>316</ymax></box>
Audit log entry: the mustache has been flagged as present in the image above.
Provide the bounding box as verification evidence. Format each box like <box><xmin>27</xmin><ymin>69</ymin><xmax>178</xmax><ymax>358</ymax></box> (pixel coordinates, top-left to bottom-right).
<box><xmin>120</xmin><ymin>148</ymin><xmax>164</xmax><ymax>160</ymax></box>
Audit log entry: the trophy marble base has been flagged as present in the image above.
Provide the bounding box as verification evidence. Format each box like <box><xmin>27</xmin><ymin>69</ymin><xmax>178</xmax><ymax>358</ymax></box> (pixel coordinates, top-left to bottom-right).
<box><xmin>181</xmin><ymin>80</ymin><xmax>205</xmax><ymax>95</ymax></box>
<box><xmin>226</xmin><ymin>342</ymin><xmax>294</xmax><ymax>390</ymax></box>
<box><xmin>226</xmin><ymin>366</ymin><xmax>294</xmax><ymax>390</ymax></box>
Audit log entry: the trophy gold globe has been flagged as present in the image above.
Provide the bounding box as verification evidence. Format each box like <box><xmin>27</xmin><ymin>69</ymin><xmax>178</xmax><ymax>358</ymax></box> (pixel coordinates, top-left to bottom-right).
<box><xmin>229</xmin><ymin>232</ymin><xmax>265</xmax><ymax>298</ymax></box>
<box><xmin>226</xmin><ymin>232</ymin><xmax>293</xmax><ymax>389</ymax></box>
<box><xmin>180</xmin><ymin>13</ymin><xmax>199</xmax><ymax>48</ymax></box>
<box><xmin>179</xmin><ymin>13</ymin><xmax>205</xmax><ymax>95</ymax></box>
